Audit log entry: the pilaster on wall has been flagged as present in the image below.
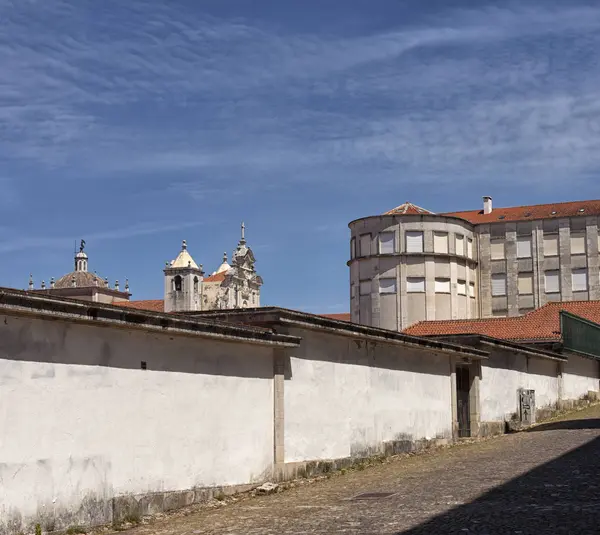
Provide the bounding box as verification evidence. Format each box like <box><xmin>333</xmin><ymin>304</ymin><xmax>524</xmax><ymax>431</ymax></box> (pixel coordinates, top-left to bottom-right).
<box><xmin>425</xmin><ymin>256</ymin><xmax>436</xmax><ymax>320</ymax></box>
<box><xmin>586</xmin><ymin>218</ymin><xmax>600</xmax><ymax>300</ymax></box>
<box><xmin>558</xmin><ymin>219</ymin><xmax>572</xmax><ymax>301</ymax></box>
<box><xmin>533</xmin><ymin>221</ymin><xmax>544</xmax><ymax>308</ymax></box>
<box><xmin>478</xmin><ymin>227</ymin><xmax>492</xmax><ymax>318</ymax></box>
<box><xmin>505</xmin><ymin>224</ymin><xmax>519</xmax><ymax>317</ymax></box>
<box><xmin>273</xmin><ymin>350</ymin><xmax>286</xmax><ymax>465</ymax></box>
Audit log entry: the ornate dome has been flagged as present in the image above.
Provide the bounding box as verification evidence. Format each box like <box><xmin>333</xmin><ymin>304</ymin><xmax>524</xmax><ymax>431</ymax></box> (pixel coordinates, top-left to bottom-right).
<box><xmin>54</xmin><ymin>271</ymin><xmax>106</xmax><ymax>289</ymax></box>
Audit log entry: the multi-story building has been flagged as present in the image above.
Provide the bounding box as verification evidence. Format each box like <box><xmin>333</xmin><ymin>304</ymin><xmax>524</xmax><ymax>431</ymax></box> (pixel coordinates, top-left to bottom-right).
<box><xmin>348</xmin><ymin>197</ymin><xmax>600</xmax><ymax>331</ymax></box>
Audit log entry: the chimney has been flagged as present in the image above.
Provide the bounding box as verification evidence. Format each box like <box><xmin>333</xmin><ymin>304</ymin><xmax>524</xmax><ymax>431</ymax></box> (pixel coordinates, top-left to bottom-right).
<box><xmin>483</xmin><ymin>196</ymin><xmax>493</xmax><ymax>215</ymax></box>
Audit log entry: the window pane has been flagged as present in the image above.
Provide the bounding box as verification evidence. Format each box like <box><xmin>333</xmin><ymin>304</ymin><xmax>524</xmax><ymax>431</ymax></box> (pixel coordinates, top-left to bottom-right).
<box><xmin>406</xmin><ymin>231</ymin><xmax>424</xmax><ymax>253</ymax></box>
<box><xmin>517</xmin><ymin>237</ymin><xmax>532</xmax><ymax>258</ymax></box>
<box><xmin>435</xmin><ymin>278</ymin><xmax>450</xmax><ymax>293</ymax></box>
<box><xmin>467</xmin><ymin>239</ymin><xmax>473</xmax><ymax>259</ymax></box>
<box><xmin>572</xmin><ymin>268</ymin><xmax>588</xmax><ymax>291</ymax></box>
<box><xmin>359</xmin><ymin>280</ymin><xmax>371</xmax><ymax>295</ymax></box>
<box><xmin>359</xmin><ymin>234</ymin><xmax>371</xmax><ymax>256</ymax></box>
<box><xmin>456</xmin><ymin>235</ymin><xmax>465</xmax><ymax>256</ymax></box>
<box><xmin>544</xmin><ymin>234</ymin><xmax>558</xmax><ymax>257</ymax></box>
<box><xmin>457</xmin><ymin>280</ymin><xmax>466</xmax><ymax>295</ymax></box>
<box><xmin>518</xmin><ymin>273</ymin><xmax>533</xmax><ymax>295</ymax></box>
<box><xmin>379</xmin><ymin>278</ymin><xmax>397</xmax><ymax>294</ymax></box>
<box><xmin>469</xmin><ymin>282</ymin><xmax>475</xmax><ymax>297</ymax></box>
<box><xmin>491</xmin><ymin>274</ymin><xmax>506</xmax><ymax>296</ymax></box>
<box><xmin>545</xmin><ymin>271</ymin><xmax>560</xmax><ymax>293</ymax></box>
<box><xmin>491</xmin><ymin>240</ymin><xmax>505</xmax><ymax>260</ymax></box>
<box><xmin>406</xmin><ymin>277</ymin><xmax>425</xmax><ymax>292</ymax></box>
<box><xmin>571</xmin><ymin>234</ymin><xmax>586</xmax><ymax>255</ymax></box>
<box><xmin>379</xmin><ymin>232</ymin><xmax>395</xmax><ymax>254</ymax></box>
<box><xmin>433</xmin><ymin>232</ymin><xmax>448</xmax><ymax>254</ymax></box>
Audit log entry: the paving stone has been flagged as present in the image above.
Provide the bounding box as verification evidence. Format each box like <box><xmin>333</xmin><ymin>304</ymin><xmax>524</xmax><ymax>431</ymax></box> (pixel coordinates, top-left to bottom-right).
<box><xmin>116</xmin><ymin>405</ymin><xmax>600</xmax><ymax>535</ymax></box>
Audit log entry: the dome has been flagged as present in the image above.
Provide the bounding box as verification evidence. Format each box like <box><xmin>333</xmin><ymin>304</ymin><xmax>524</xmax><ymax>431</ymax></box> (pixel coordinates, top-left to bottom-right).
<box><xmin>54</xmin><ymin>271</ymin><xmax>106</xmax><ymax>289</ymax></box>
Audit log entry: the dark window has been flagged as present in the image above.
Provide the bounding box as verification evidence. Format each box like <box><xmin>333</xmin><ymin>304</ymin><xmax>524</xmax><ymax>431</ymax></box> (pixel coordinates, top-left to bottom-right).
<box><xmin>141</xmin><ymin>361</ymin><xmax>147</xmax><ymax>370</ymax></box>
<box><xmin>174</xmin><ymin>275</ymin><xmax>183</xmax><ymax>292</ymax></box>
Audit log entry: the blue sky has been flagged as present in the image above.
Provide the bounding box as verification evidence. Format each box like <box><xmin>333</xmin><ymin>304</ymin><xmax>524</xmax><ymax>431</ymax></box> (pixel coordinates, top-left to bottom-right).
<box><xmin>1</xmin><ymin>0</ymin><xmax>600</xmax><ymax>312</ymax></box>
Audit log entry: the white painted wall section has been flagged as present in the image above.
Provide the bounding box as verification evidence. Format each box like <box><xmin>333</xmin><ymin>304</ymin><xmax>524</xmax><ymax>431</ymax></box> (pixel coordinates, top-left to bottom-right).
<box><xmin>0</xmin><ymin>315</ymin><xmax>274</xmax><ymax>525</ymax></box>
<box><xmin>283</xmin><ymin>329</ymin><xmax>453</xmax><ymax>462</ymax></box>
<box><xmin>563</xmin><ymin>354</ymin><xmax>599</xmax><ymax>400</ymax></box>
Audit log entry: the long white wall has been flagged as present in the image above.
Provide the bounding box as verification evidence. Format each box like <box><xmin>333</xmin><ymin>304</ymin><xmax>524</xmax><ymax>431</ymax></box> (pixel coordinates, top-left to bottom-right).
<box><xmin>283</xmin><ymin>329</ymin><xmax>453</xmax><ymax>462</ymax></box>
<box><xmin>563</xmin><ymin>353</ymin><xmax>600</xmax><ymax>400</ymax></box>
<box><xmin>0</xmin><ymin>315</ymin><xmax>274</xmax><ymax>529</ymax></box>
<box><xmin>479</xmin><ymin>350</ymin><xmax>560</xmax><ymax>421</ymax></box>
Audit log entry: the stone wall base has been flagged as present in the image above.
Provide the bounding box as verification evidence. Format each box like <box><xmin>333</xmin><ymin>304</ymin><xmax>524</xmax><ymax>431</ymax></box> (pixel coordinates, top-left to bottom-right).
<box><xmin>478</xmin><ymin>421</ymin><xmax>506</xmax><ymax>437</ymax></box>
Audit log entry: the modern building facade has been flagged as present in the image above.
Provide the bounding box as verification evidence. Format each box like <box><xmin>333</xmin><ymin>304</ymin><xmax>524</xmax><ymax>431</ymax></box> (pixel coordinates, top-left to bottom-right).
<box><xmin>349</xmin><ymin>198</ymin><xmax>600</xmax><ymax>330</ymax></box>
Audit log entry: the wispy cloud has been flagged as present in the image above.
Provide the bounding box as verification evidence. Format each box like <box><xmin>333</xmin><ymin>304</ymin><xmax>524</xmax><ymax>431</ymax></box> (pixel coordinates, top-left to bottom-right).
<box><xmin>0</xmin><ymin>220</ymin><xmax>206</xmax><ymax>254</ymax></box>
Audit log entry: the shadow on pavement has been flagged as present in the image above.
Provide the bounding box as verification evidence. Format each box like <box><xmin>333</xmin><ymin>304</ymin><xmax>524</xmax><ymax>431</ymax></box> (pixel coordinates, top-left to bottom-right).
<box><xmin>397</xmin><ymin>435</ymin><xmax>600</xmax><ymax>534</ymax></box>
<box><xmin>527</xmin><ymin>418</ymin><xmax>600</xmax><ymax>432</ymax></box>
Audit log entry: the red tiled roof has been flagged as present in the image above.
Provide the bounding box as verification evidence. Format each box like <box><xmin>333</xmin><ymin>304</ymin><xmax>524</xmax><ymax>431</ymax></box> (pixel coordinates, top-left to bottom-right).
<box><xmin>320</xmin><ymin>313</ymin><xmax>352</xmax><ymax>322</ymax></box>
<box><xmin>442</xmin><ymin>199</ymin><xmax>600</xmax><ymax>224</ymax></box>
<box><xmin>384</xmin><ymin>202</ymin><xmax>434</xmax><ymax>216</ymax></box>
<box><xmin>113</xmin><ymin>299</ymin><xmax>165</xmax><ymax>313</ymax></box>
<box><xmin>403</xmin><ymin>301</ymin><xmax>600</xmax><ymax>341</ymax></box>
<box><xmin>204</xmin><ymin>272</ymin><xmax>226</xmax><ymax>283</ymax></box>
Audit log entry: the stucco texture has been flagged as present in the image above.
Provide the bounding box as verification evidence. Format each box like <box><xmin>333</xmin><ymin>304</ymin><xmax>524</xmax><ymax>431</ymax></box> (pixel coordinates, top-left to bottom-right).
<box><xmin>479</xmin><ymin>349</ymin><xmax>559</xmax><ymax>422</ymax></box>
<box><xmin>0</xmin><ymin>315</ymin><xmax>274</xmax><ymax>527</ymax></box>
<box><xmin>562</xmin><ymin>353</ymin><xmax>600</xmax><ymax>400</ymax></box>
<box><xmin>282</xmin><ymin>329</ymin><xmax>453</xmax><ymax>462</ymax></box>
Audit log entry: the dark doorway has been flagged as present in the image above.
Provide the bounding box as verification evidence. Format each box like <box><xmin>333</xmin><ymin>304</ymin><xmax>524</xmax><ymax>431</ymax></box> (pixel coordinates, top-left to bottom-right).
<box><xmin>456</xmin><ymin>366</ymin><xmax>471</xmax><ymax>438</ymax></box>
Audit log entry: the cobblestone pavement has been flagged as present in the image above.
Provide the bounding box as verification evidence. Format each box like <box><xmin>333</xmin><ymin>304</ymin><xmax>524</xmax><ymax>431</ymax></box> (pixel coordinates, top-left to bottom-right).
<box><xmin>121</xmin><ymin>405</ymin><xmax>600</xmax><ymax>535</ymax></box>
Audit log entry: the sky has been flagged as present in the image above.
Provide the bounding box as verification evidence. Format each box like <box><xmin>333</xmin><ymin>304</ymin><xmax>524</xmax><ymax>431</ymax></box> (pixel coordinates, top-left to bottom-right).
<box><xmin>1</xmin><ymin>0</ymin><xmax>600</xmax><ymax>313</ymax></box>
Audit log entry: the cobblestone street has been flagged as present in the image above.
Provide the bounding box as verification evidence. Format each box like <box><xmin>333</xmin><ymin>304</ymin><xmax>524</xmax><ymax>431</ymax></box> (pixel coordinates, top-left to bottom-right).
<box><xmin>120</xmin><ymin>405</ymin><xmax>600</xmax><ymax>535</ymax></box>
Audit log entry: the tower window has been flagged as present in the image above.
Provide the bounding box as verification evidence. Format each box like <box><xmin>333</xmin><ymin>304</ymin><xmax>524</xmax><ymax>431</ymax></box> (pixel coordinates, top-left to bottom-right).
<box><xmin>173</xmin><ymin>275</ymin><xmax>183</xmax><ymax>292</ymax></box>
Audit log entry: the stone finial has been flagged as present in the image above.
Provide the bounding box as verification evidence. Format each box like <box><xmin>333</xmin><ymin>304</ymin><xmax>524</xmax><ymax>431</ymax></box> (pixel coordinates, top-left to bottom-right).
<box><xmin>41</xmin><ymin>280</ymin><xmax>46</xmax><ymax>290</ymax></box>
<box><xmin>182</xmin><ymin>239</ymin><xmax>187</xmax><ymax>250</ymax></box>
<box><xmin>28</xmin><ymin>274</ymin><xmax>34</xmax><ymax>290</ymax></box>
<box><xmin>115</xmin><ymin>280</ymin><xmax>120</xmax><ymax>291</ymax></box>
<box><xmin>50</xmin><ymin>277</ymin><xmax>55</xmax><ymax>289</ymax></box>
<box><xmin>125</xmin><ymin>278</ymin><xmax>130</xmax><ymax>292</ymax></box>
<box><xmin>71</xmin><ymin>275</ymin><xmax>76</xmax><ymax>288</ymax></box>
<box><xmin>223</xmin><ymin>252</ymin><xmax>228</xmax><ymax>262</ymax></box>
<box><xmin>240</xmin><ymin>222</ymin><xmax>246</xmax><ymax>242</ymax></box>
<box><xmin>104</xmin><ymin>277</ymin><xmax>109</xmax><ymax>287</ymax></box>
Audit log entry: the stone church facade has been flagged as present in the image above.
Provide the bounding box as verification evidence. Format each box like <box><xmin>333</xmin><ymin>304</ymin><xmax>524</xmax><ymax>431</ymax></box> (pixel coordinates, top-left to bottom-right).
<box><xmin>26</xmin><ymin>224</ymin><xmax>263</xmax><ymax>313</ymax></box>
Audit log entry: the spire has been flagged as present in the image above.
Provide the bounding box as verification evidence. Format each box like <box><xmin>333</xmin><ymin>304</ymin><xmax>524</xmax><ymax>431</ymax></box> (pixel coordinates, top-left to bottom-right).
<box><xmin>74</xmin><ymin>238</ymin><xmax>88</xmax><ymax>272</ymax></box>
<box><xmin>240</xmin><ymin>222</ymin><xmax>246</xmax><ymax>244</ymax></box>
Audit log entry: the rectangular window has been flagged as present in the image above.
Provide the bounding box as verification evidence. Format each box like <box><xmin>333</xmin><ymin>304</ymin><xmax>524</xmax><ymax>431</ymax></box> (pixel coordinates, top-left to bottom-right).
<box><xmin>406</xmin><ymin>277</ymin><xmax>425</xmax><ymax>293</ymax></box>
<box><xmin>379</xmin><ymin>278</ymin><xmax>397</xmax><ymax>294</ymax></box>
<box><xmin>359</xmin><ymin>234</ymin><xmax>371</xmax><ymax>257</ymax></box>
<box><xmin>491</xmin><ymin>240</ymin><xmax>505</xmax><ymax>260</ymax></box>
<box><xmin>467</xmin><ymin>238</ymin><xmax>473</xmax><ymax>259</ymax></box>
<box><xmin>543</xmin><ymin>234</ymin><xmax>558</xmax><ymax>257</ymax></box>
<box><xmin>359</xmin><ymin>280</ymin><xmax>371</xmax><ymax>296</ymax></box>
<box><xmin>455</xmin><ymin>235</ymin><xmax>465</xmax><ymax>256</ymax></box>
<box><xmin>491</xmin><ymin>274</ymin><xmax>507</xmax><ymax>296</ymax></box>
<box><xmin>457</xmin><ymin>280</ymin><xmax>466</xmax><ymax>295</ymax></box>
<box><xmin>350</xmin><ymin>238</ymin><xmax>356</xmax><ymax>259</ymax></box>
<box><xmin>433</xmin><ymin>232</ymin><xmax>449</xmax><ymax>254</ymax></box>
<box><xmin>517</xmin><ymin>236</ymin><xmax>532</xmax><ymax>258</ymax></box>
<box><xmin>545</xmin><ymin>270</ymin><xmax>560</xmax><ymax>294</ymax></box>
<box><xmin>571</xmin><ymin>233</ymin><xmax>586</xmax><ymax>255</ymax></box>
<box><xmin>518</xmin><ymin>273</ymin><xmax>533</xmax><ymax>295</ymax></box>
<box><xmin>379</xmin><ymin>232</ymin><xmax>395</xmax><ymax>254</ymax></box>
<box><xmin>469</xmin><ymin>282</ymin><xmax>476</xmax><ymax>298</ymax></box>
<box><xmin>572</xmin><ymin>268</ymin><xmax>588</xmax><ymax>292</ymax></box>
<box><xmin>435</xmin><ymin>278</ymin><xmax>450</xmax><ymax>293</ymax></box>
<box><xmin>406</xmin><ymin>231</ymin><xmax>424</xmax><ymax>253</ymax></box>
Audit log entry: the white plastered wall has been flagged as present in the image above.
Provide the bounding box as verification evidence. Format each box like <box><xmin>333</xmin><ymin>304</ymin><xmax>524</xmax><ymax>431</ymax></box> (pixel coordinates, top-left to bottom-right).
<box><xmin>282</xmin><ymin>328</ymin><xmax>453</xmax><ymax>462</ymax></box>
<box><xmin>480</xmin><ymin>349</ymin><xmax>559</xmax><ymax>421</ymax></box>
<box><xmin>0</xmin><ymin>314</ymin><xmax>274</xmax><ymax>526</ymax></box>
<box><xmin>562</xmin><ymin>353</ymin><xmax>600</xmax><ymax>400</ymax></box>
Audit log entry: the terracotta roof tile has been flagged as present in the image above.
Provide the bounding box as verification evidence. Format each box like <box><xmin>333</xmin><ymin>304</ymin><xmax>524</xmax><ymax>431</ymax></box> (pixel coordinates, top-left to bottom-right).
<box><xmin>320</xmin><ymin>313</ymin><xmax>352</xmax><ymax>322</ymax></box>
<box><xmin>204</xmin><ymin>272</ymin><xmax>226</xmax><ymax>283</ymax></box>
<box><xmin>384</xmin><ymin>202</ymin><xmax>434</xmax><ymax>216</ymax></box>
<box><xmin>403</xmin><ymin>301</ymin><xmax>600</xmax><ymax>341</ymax></box>
<box><xmin>113</xmin><ymin>299</ymin><xmax>165</xmax><ymax>312</ymax></box>
<box><xmin>442</xmin><ymin>199</ymin><xmax>600</xmax><ymax>224</ymax></box>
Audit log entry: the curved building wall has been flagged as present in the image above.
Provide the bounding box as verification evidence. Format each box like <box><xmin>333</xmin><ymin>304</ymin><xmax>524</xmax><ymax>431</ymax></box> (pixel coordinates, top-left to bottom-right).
<box><xmin>348</xmin><ymin>215</ymin><xmax>479</xmax><ymax>331</ymax></box>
